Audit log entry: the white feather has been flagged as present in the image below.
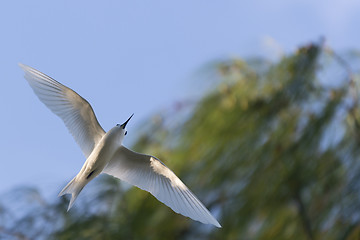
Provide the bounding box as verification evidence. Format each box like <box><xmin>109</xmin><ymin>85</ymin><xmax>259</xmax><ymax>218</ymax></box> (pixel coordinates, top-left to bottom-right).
<box><xmin>103</xmin><ymin>146</ymin><xmax>221</xmax><ymax>227</ymax></box>
<box><xmin>19</xmin><ymin>63</ymin><xmax>105</xmax><ymax>157</ymax></box>
<box><xmin>20</xmin><ymin>63</ymin><xmax>221</xmax><ymax>227</ymax></box>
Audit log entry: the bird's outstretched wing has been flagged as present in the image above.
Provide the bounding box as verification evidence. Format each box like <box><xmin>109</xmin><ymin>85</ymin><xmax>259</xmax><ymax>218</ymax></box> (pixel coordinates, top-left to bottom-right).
<box><xmin>103</xmin><ymin>146</ymin><xmax>221</xmax><ymax>227</ymax></box>
<box><xmin>19</xmin><ymin>63</ymin><xmax>105</xmax><ymax>158</ymax></box>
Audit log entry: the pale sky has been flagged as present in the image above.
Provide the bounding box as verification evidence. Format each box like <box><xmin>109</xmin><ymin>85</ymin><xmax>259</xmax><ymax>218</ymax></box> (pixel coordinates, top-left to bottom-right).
<box><xmin>1</xmin><ymin>0</ymin><xmax>359</xmax><ymax>195</ymax></box>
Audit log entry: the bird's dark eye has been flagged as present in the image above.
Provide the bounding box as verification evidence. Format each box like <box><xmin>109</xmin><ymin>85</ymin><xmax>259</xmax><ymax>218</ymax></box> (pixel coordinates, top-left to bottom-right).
<box><xmin>125</xmin><ymin>131</ymin><xmax>128</xmax><ymax>135</ymax></box>
<box><xmin>116</xmin><ymin>124</ymin><xmax>120</xmax><ymax>127</ymax></box>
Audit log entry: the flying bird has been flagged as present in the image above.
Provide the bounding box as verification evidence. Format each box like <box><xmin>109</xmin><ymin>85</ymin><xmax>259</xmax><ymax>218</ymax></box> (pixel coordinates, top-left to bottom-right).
<box><xmin>19</xmin><ymin>63</ymin><xmax>221</xmax><ymax>228</ymax></box>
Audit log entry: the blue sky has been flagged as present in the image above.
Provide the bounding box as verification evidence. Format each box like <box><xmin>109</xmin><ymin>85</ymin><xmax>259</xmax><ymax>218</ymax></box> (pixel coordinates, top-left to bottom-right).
<box><xmin>1</xmin><ymin>0</ymin><xmax>359</xmax><ymax>195</ymax></box>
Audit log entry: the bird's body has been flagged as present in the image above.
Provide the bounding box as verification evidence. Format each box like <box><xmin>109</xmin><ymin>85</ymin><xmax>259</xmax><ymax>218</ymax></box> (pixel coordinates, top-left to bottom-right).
<box><xmin>59</xmin><ymin>125</ymin><xmax>124</xmax><ymax>210</ymax></box>
<box><xmin>19</xmin><ymin>63</ymin><xmax>221</xmax><ymax>228</ymax></box>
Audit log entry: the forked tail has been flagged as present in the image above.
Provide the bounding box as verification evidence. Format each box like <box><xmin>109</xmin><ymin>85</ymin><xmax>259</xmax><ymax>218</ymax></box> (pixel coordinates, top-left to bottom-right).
<box><xmin>58</xmin><ymin>176</ymin><xmax>85</xmax><ymax>211</ymax></box>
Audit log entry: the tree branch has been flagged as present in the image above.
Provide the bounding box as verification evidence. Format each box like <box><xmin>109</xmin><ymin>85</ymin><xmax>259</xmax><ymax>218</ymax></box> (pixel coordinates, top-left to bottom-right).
<box><xmin>294</xmin><ymin>191</ymin><xmax>314</xmax><ymax>240</ymax></box>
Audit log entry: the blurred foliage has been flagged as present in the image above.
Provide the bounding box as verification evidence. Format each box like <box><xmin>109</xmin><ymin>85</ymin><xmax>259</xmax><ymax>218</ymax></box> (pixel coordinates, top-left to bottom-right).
<box><xmin>2</xmin><ymin>42</ymin><xmax>360</xmax><ymax>240</ymax></box>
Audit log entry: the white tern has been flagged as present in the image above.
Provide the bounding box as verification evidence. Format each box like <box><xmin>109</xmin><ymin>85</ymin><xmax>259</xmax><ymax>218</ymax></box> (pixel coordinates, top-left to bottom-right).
<box><xmin>19</xmin><ymin>63</ymin><xmax>221</xmax><ymax>228</ymax></box>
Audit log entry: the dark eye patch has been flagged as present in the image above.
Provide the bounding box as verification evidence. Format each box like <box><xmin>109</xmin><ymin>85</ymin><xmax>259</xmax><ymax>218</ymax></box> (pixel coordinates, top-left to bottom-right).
<box><xmin>125</xmin><ymin>131</ymin><xmax>128</xmax><ymax>135</ymax></box>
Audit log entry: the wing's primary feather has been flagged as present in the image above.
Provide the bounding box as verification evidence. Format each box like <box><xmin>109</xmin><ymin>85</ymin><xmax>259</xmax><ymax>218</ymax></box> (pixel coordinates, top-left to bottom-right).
<box><xmin>19</xmin><ymin>63</ymin><xmax>105</xmax><ymax>157</ymax></box>
<box><xmin>103</xmin><ymin>146</ymin><xmax>221</xmax><ymax>227</ymax></box>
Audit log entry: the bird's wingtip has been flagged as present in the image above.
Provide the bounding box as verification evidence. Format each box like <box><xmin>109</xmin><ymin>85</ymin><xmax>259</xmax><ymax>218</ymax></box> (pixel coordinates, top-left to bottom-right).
<box><xmin>207</xmin><ymin>217</ymin><xmax>221</xmax><ymax>228</ymax></box>
<box><xmin>214</xmin><ymin>221</ymin><xmax>222</xmax><ymax>228</ymax></box>
<box><xmin>18</xmin><ymin>63</ymin><xmax>29</xmax><ymax>72</ymax></box>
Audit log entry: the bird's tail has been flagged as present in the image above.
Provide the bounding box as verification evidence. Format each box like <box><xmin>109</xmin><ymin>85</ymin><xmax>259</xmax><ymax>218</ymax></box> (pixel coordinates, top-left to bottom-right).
<box><xmin>58</xmin><ymin>176</ymin><xmax>85</xmax><ymax>211</ymax></box>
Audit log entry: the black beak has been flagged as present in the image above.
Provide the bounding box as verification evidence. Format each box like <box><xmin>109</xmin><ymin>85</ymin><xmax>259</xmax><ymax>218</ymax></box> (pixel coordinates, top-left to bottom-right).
<box><xmin>121</xmin><ymin>113</ymin><xmax>134</xmax><ymax>129</ymax></box>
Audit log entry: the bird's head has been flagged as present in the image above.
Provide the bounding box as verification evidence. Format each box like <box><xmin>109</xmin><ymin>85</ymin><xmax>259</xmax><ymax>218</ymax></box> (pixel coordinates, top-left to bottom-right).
<box><xmin>115</xmin><ymin>113</ymin><xmax>134</xmax><ymax>138</ymax></box>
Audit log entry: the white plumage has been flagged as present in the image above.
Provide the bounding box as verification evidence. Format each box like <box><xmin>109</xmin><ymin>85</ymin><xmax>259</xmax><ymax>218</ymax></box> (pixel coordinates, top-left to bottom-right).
<box><xmin>20</xmin><ymin>63</ymin><xmax>221</xmax><ymax>228</ymax></box>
